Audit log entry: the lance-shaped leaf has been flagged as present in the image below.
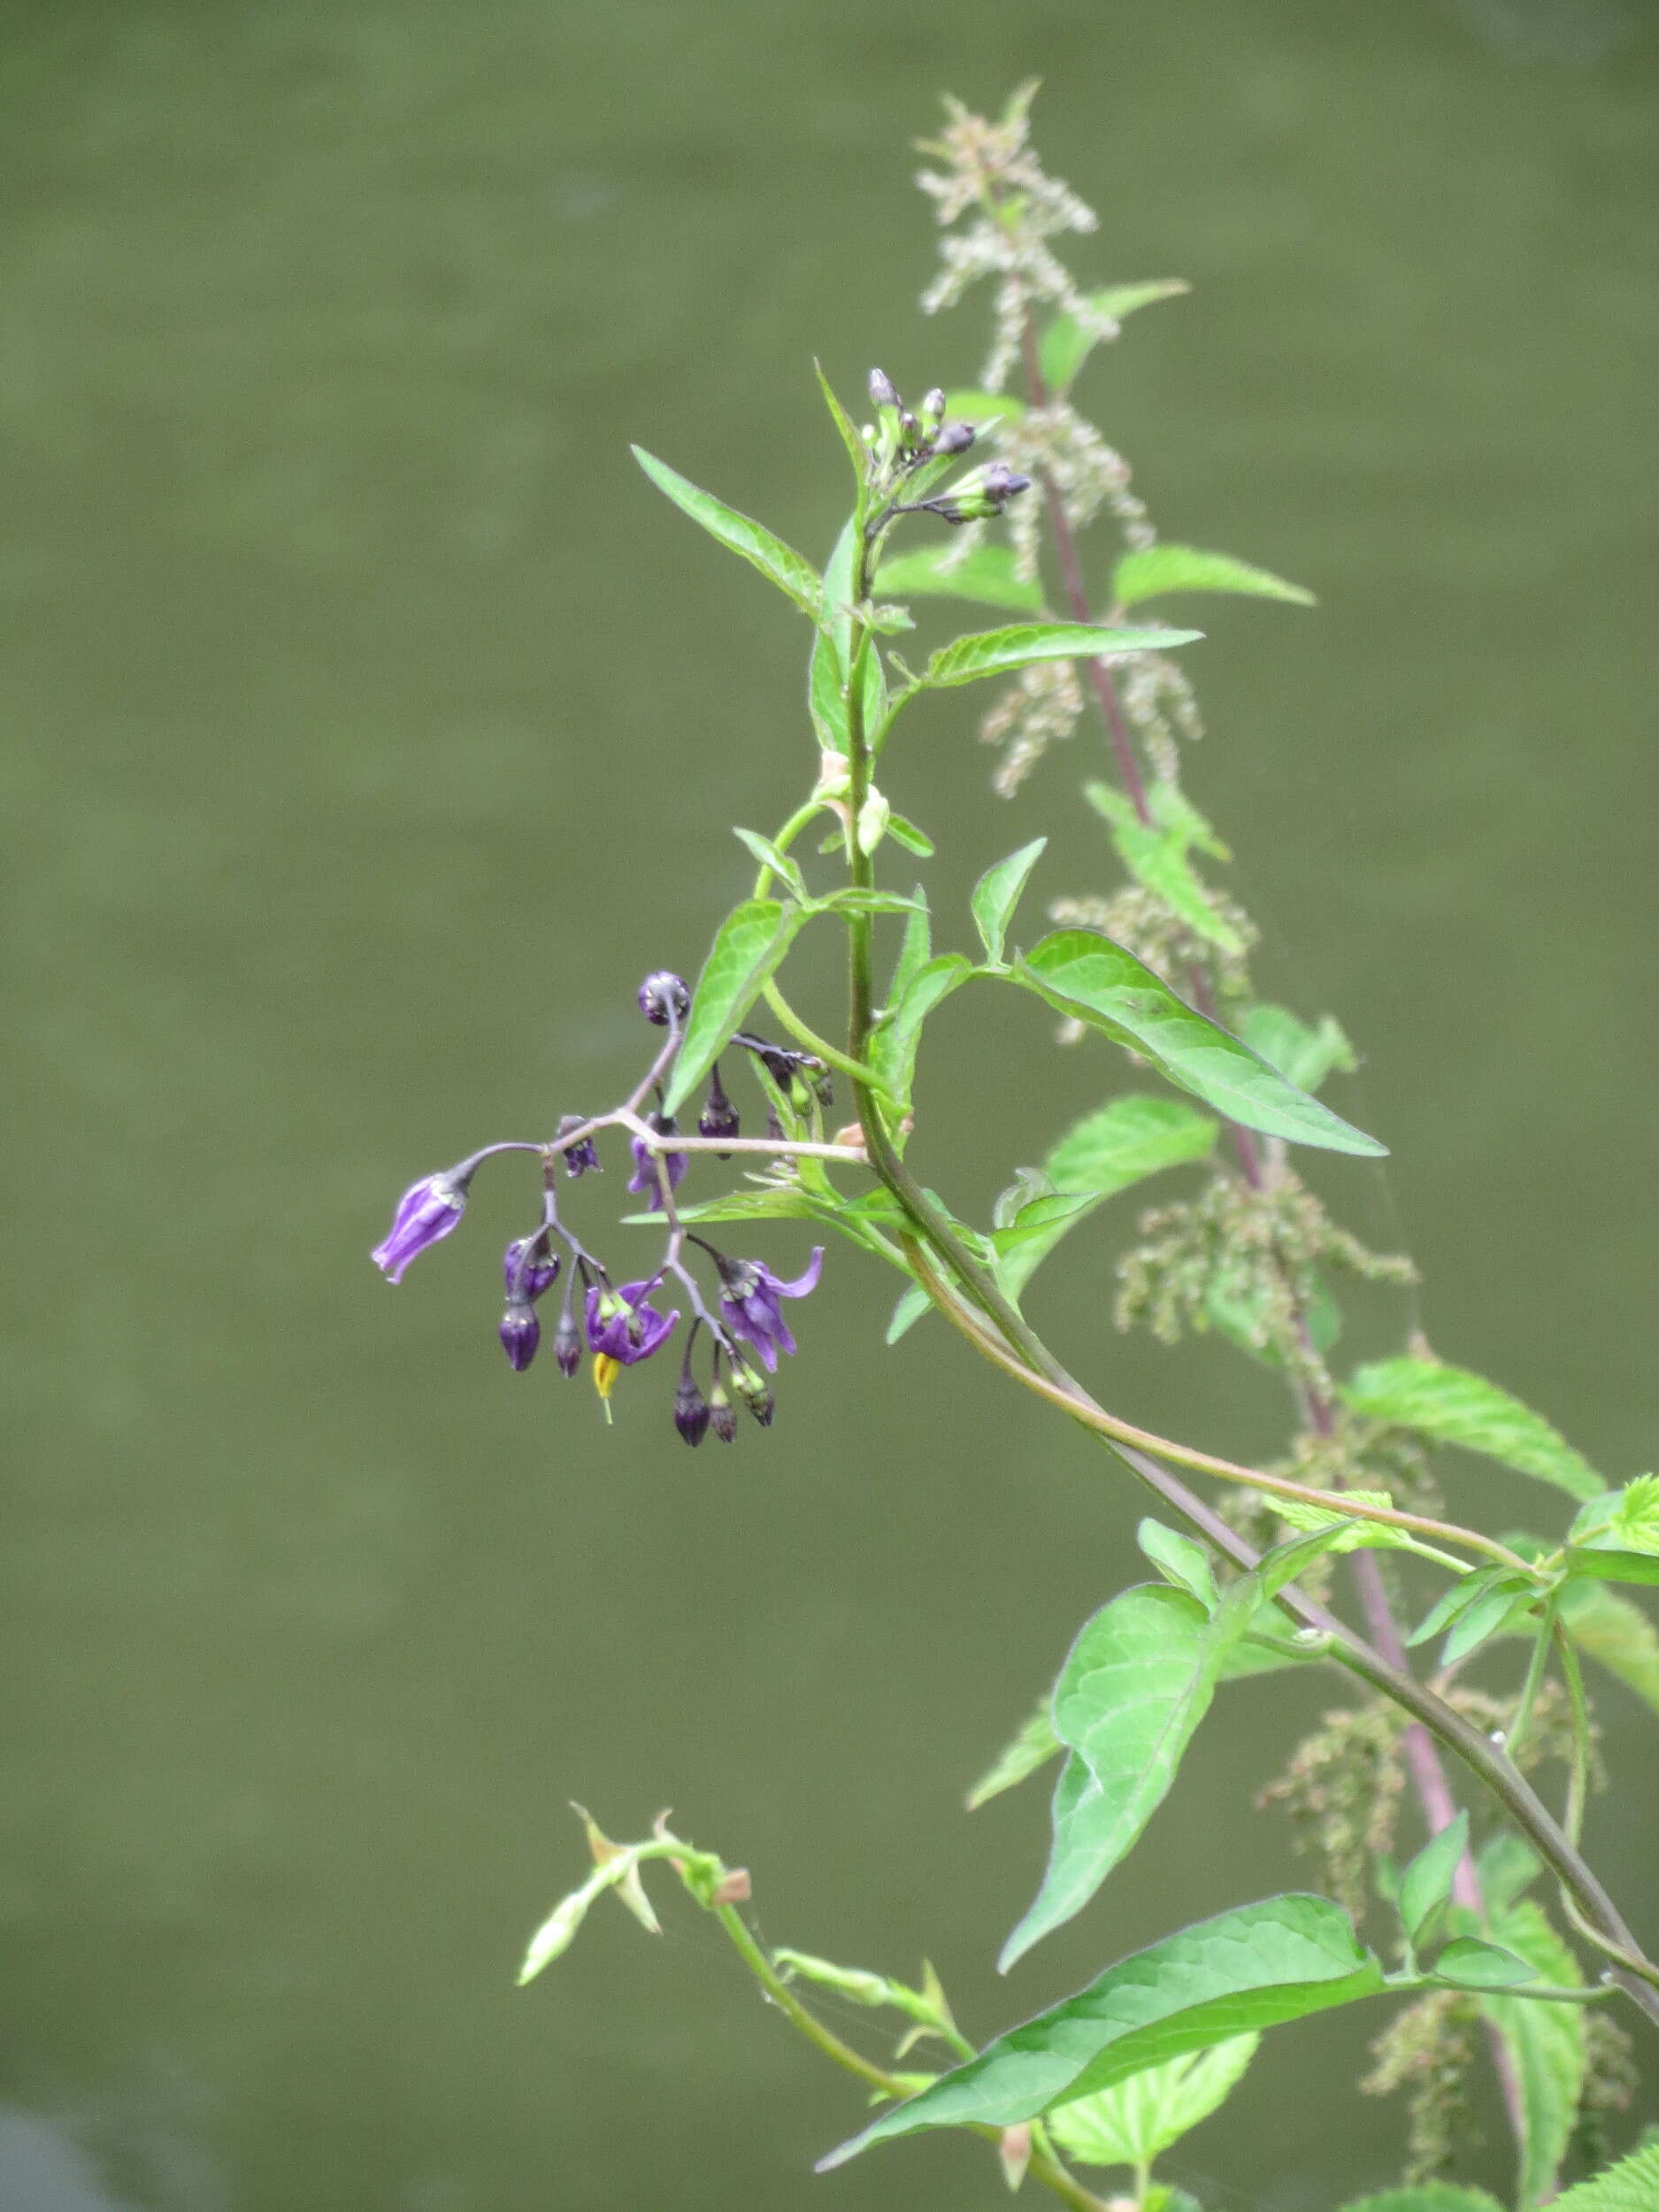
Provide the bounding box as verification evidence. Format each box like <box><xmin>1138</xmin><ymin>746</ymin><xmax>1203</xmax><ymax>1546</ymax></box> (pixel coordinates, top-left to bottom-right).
<box><xmin>1547</xmin><ymin>2140</ymin><xmax>1659</xmax><ymax>2212</ymax></box>
<box><xmin>633</xmin><ymin>446</ymin><xmax>823</xmax><ymax>621</ymax></box>
<box><xmin>818</xmin><ymin>1893</ymin><xmax>1385</xmax><ymax>2167</ymax></box>
<box><xmin>1112</xmin><ymin>541</ymin><xmax>1316</xmax><ymax>611</ymax></box>
<box><xmin>1000</xmin><ymin>1579</ymin><xmax>1259</xmax><ymax>1970</ymax></box>
<box><xmin>924</xmin><ymin>622</ymin><xmax>1200</xmax><ymax>690</ymax></box>
<box><xmin>869</xmin><ymin>952</ymin><xmax>973</xmax><ymax>1118</ymax></box>
<box><xmin>664</xmin><ymin>900</ymin><xmax>803</xmax><ymax>1115</ymax></box>
<box><xmin>1086</xmin><ymin>779</ymin><xmax>1243</xmax><ymax>955</ymax></box>
<box><xmin>972</xmin><ymin>836</ymin><xmax>1048</xmax><ymax>964</ymax></box>
<box><xmin>1343</xmin><ymin>1357</ymin><xmax>1601</xmax><ymax>1502</ymax></box>
<box><xmin>875</xmin><ymin>542</ymin><xmax>1045</xmax><ymax>615</ymax></box>
<box><xmin>1478</xmin><ymin>1900</ymin><xmax>1585</xmax><ymax>2208</ymax></box>
<box><xmin>1040</xmin><ymin>280</ymin><xmax>1192</xmax><ymax>392</ymax></box>
<box><xmin>1241</xmin><ymin>1002</ymin><xmax>1357</xmax><ymax>1093</ymax></box>
<box><xmin>1048</xmin><ymin>2032</ymin><xmax>1258</xmax><ymax>2170</ymax></box>
<box><xmin>1016</xmin><ymin>931</ymin><xmax>1386</xmax><ymax>1156</ymax></box>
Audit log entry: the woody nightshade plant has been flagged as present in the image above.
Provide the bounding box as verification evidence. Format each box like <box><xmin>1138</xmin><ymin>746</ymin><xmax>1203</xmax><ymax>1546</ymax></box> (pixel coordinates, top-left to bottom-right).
<box><xmin>371</xmin><ymin>86</ymin><xmax>1657</xmax><ymax>2212</ymax></box>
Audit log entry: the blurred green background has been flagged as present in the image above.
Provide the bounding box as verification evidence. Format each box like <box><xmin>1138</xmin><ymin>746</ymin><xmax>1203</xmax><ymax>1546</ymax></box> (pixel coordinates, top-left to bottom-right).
<box><xmin>3</xmin><ymin>2</ymin><xmax>1656</xmax><ymax>2207</ymax></box>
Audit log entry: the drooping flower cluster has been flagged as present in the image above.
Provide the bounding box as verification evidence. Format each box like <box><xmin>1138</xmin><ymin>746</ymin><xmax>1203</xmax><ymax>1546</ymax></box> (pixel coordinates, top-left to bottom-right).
<box><xmin>368</xmin><ymin>973</ymin><xmax>832</xmax><ymax>1447</ymax></box>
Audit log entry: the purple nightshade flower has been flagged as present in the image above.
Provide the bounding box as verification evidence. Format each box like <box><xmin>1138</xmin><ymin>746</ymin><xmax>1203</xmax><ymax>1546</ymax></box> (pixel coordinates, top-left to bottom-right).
<box><xmin>503</xmin><ymin>1236</ymin><xmax>560</xmax><ymax>1302</ymax></box>
<box><xmin>498</xmin><ymin>1302</ymin><xmax>541</xmax><ymax>1372</ymax></box>
<box><xmin>715</xmin><ymin>1247</ymin><xmax>824</xmax><ymax>1374</ymax></box>
<box><xmin>372</xmin><ymin>1170</ymin><xmax>471</xmax><ymax>1284</ymax></box>
<box><xmin>637</xmin><ymin>971</ymin><xmax>690</xmax><ymax>1026</ymax></box>
<box><xmin>585</xmin><ymin>1279</ymin><xmax>680</xmax><ymax>1366</ymax></box>
<box><xmin>626</xmin><ymin>1113</ymin><xmax>687</xmax><ymax>1210</ymax></box>
<box><xmin>555</xmin><ymin>1114</ymin><xmax>602</xmax><ymax>1177</ymax></box>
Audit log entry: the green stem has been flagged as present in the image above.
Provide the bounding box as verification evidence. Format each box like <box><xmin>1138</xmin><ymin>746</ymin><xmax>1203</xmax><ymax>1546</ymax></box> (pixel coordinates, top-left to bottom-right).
<box><xmin>712</xmin><ymin>1903</ymin><xmax>1113</xmax><ymax>2212</ymax></box>
<box><xmin>757</xmin><ymin>976</ymin><xmax>889</xmax><ymax>1096</ymax></box>
<box><xmin>1504</xmin><ymin>1594</ymin><xmax>1559</xmax><ymax>1767</ymax></box>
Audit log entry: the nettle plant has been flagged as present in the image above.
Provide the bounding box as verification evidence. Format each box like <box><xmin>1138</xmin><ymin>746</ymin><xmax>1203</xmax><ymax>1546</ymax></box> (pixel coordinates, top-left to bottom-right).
<box><xmin>373</xmin><ymin>89</ymin><xmax>1658</xmax><ymax>2212</ymax></box>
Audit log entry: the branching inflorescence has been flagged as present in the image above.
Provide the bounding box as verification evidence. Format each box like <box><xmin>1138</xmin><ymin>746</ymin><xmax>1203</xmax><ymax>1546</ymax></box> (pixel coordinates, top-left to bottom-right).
<box><xmin>373</xmin><ymin>84</ymin><xmax>1658</xmax><ymax>2212</ymax></box>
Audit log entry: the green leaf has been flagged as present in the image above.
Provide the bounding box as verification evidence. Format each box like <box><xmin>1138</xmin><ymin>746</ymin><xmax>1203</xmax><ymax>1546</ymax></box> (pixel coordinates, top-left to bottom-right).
<box><xmin>632</xmin><ymin>446</ymin><xmax>824</xmax><ymax>621</ymax></box>
<box><xmin>639</xmin><ymin>1186</ymin><xmax>821</xmax><ymax>1228</ymax></box>
<box><xmin>732</xmin><ymin>826</ymin><xmax>807</xmax><ymax>899</ymax></box>
<box><xmin>886</xmin><ymin>1283</ymin><xmax>932</xmax><ymax>1345</ymax></box>
<box><xmin>1440</xmin><ymin>1578</ymin><xmax>1538</xmax><ymax>1667</ymax></box>
<box><xmin>887</xmin><ymin>812</ymin><xmax>935</xmax><ymax>856</ymax></box>
<box><xmin>967</xmin><ymin>1694</ymin><xmax>1062</xmax><ymax>1811</ymax></box>
<box><xmin>1479</xmin><ymin>1900</ymin><xmax>1586</xmax><ymax>2206</ymax></box>
<box><xmin>972</xmin><ymin>837</ymin><xmax>1048</xmax><ymax>964</ymax></box>
<box><xmin>1475</xmin><ymin>1832</ymin><xmax>1542</xmax><ymax>1916</ymax></box>
<box><xmin>1240</xmin><ymin>1003</ymin><xmax>1357</xmax><ymax>1094</ymax></box>
<box><xmin>1269</xmin><ymin>1487</ymin><xmax>1410</xmax><ymax>1555</ymax></box>
<box><xmin>1000</xmin><ymin>1580</ymin><xmax>1258</xmax><ymax>1970</ymax></box>
<box><xmin>869</xmin><ymin>953</ymin><xmax>972</xmax><ymax>1118</ymax></box>
<box><xmin>1137</xmin><ymin>1520</ymin><xmax>1218</xmax><ymax>1611</ymax></box>
<box><xmin>924</xmin><ymin>623</ymin><xmax>1201</xmax><ymax>691</ymax></box>
<box><xmin>884</xmin><ymin>886</ymin><xmax>932</xmax><ymax>1008</ymax></box>
<box><xmin>1429</xmin><ymin>1936</ymin><xmax>1537</xmax><ymax>1990</ymax></box>
<box><xmin>1017</xmin><ymin>931</ymin><xmax>1387</xmax><ymax>1157</ymax></box>
<box><xmin>1555</xmin><ymin>1578</ymin><xmax>1659</xmax><ymax>1712</ymax></box>
<box><xmin>1040</xmin><ymin>280</ymin><xmax>1192</xmax><ymax>392</ymax></box>
<box><xmin>813</xmin><ymin>360</ymin><xmax>866</xmax><ymax>480</ymax></box>
<box><xmin>1112</xmin><ymin>542</ymin><xmax>1316</xmax><ymax>611</ymax></box>
<box><xmin>1045</xmin><ymin>1094</ymin><xmax>1220</xmax><ymax>1200</ymax></box>
<box><xmin>1568</xmin><ymin>1477</ymin><xmax>1659</xmax><ymax>1584</ymax></box>
<box><xmin>665</xmin><ymin>900</ymin><xmax>803</xmax><ymax>1115</ymax></box>
<box><xmin>1407</xmin><ymin>1565</ymin><xmax>1511</xmax><ymax>1649</ymax></box>
<box><xmin>1398</xmin><ymin>1813</ymin><xmax>1469</xmax><ymax>1944</ymax></box>
<box><xmin>1048</xmin><ymin>2032</ymin><xmax>1258</xmax><ymax>2170</ymax></box>
<box><xmin>818</xmin><ymin>1893</ymin><xmax>1386</xmax><ymax>2167</ymax></box>
<box><xmin>1334</xmin><ymin>2191</ymin><xmax>1503</xmax><ymax>2212</ymax></box>
<box><xmin>1086</xmin><ymin>780</ymin><xmax>1243</xmax><ymax>955</ymax></box>
<box><xmin>809</xmin><ymin>516</ymin><xmax>888</xmax><ymax>750</ymax></box>
<box><xmin>1342</xmin><ymin>1357</ymin><xmax>1601</xmax><ymax>1502</ymax></box>
<box><xmin>941</xmin><ymin>387</ymin><xmax>1028</xmax><ymax>425</ymax></box>
<box><xmin>1548</xmin><ymin>2141</ymin><xmax>1659</xmax><ymax>2212</ymax></box>
<box><xmin>875</xmin><ymin>542</ymin><xmax>1046</xmax><ymax>616</ymax></box>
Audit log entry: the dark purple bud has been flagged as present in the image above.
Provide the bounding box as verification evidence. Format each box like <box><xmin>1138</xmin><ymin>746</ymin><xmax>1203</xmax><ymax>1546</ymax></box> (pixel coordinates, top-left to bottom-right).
<box><xmin>637</xmin><ymin>971</ymin><xmax>690</xmax><ymax>1026</ymax></box>
<box><xmin>503</xmin><ymin>1236</ymin><xmax>560</xmax><ymax>1302</ymax></box>
<box><xmin>698</xmin><ymin>1062</ymin><xmax>740</xmax><ymax>1152</ymax></box>
<box><xmin>984</xmin><ymin>462</ymin><xmax>1032</xmax><ymax>503</ymax></box>
<box><xmin>920</xmin><ymin>388</ymin><xmax>946</xmax><ymax>426</ymax></box>
<box><xmin>933</xmin><ymin>419</ymin><xmax>976</xmax><ymax>457</ymax></box>
<box><xmin>556</xmin><ymin>1114</ymin><xmax>602</xmax><ymax>1177</ymax></box>
<box><xmin>552</xmin><ymin>1298</ymin><xmax>583</xmax><ymax>1378</ymax></box>
<box><xmin>498</xmin><ymin>1301</ymin><xmax>541</xmax><ymax>1372</ymax></box>
<box><xmin>626</xmin><ymin>1113</ymin><xmax>688</xmax><ymax>1209</ymax></box>
<box><xmin>673</xmin><ymin>1370</ymin><xmax>711</xmax><ymax>1448</ymax></box>
<box><xmin>372</xmin><ymin>1169</ymin><xmax>471</xmax><ymax>1283</ymax></box>
<box><xmin>868</xmin><ymin>367</ymin><xmax>898</xmax><ymax>410</ymax></box>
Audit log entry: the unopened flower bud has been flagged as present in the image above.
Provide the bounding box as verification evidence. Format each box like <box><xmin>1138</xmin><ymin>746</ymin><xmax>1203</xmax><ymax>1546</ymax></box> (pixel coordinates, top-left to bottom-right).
<box><xmin>898</xmin><ymin>409</ymin><xmax>918</xmax><ymax>447</ymax></box>
<box><xmin>552</xmin><ymin>1298</ymin><xmax>583</xmax><ymax>1378</ymax></box>
<box><xmin>933</xmin><ymin>419</ymin><xmax>975</xmax><ymax>457</ymax></box>
<box><xmin>503</xmin><ymin>1236</ymin><xmax>560</xmax><ymax>1302</ymax></box>
<box><xmin>708</xmin><ymin>1360</ymin><xmax>736</xmax><ymax>1443</ymax></box>
<box><xmin>710</xmin><ymin>1867</ymin><xmax>751</xmax><ymax>1906</ymax></box>
<box><xmin>698</xmin><ymin>1062</ymin><xmax>740</xmax><ymax>1153</ymax></box>
<box><xmin>920</xmin><ymin>388</ymin><xmax>946</xmax><ymax>426</ymax></box>
<box><xmin>731</xmin><ymin>1358</ymin><xmax>775</xmax><ymax>1428</ymax></box>
<box><xmin>498</xmin><ymin>1301</ymin><xmax>541</xmax><ymax>1372</ymax></box>
<box><xmin>856</xmin><ymin>790</ymin><xmax>890</xmax><ymax>856</ymax></box>
<box><xmin>637</xmin><ymin>971</ymin><xmax>690</xmax><ymax>1026</ymax></box>
<box><xmin>984</xmin><ymin>461</ymin><xmax>1031</xmax><ymax>503</ymax></box>
<box><xmin>371</xmin><ymin>1169</ymin><xmax>471</xmax><ymax>1283</ymax></box>
<box><xmin>673</xmin><ymin>1369</ymin><xmax>711</xmax><ymax>1448</ymax></box>
<box><xmin>868</xmin><ymin>367</ymin><xmax>898</xmax><ymax>411</ymax></box>
<box><xmin>555</xmin><ymin>1114</ymin><xmax>602</xmax><ymax>1177</ymax></box>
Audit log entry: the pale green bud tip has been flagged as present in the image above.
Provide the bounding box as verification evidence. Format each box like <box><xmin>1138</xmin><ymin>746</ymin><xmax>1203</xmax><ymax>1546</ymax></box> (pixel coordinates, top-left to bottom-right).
<box><xmin>518</xmin><ymin>1890</ymin><xmax>590</xmax><ymax>1983</ymax></box>
<box><xmin>773</xmin><ymin>1948</ymin><xmax>894</xmax><ymax>2006</ymax></box>
<box><xmin>856</xmin><ymin>791</ymin><xmax>891</xmax><ymax>856</ymax></box>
